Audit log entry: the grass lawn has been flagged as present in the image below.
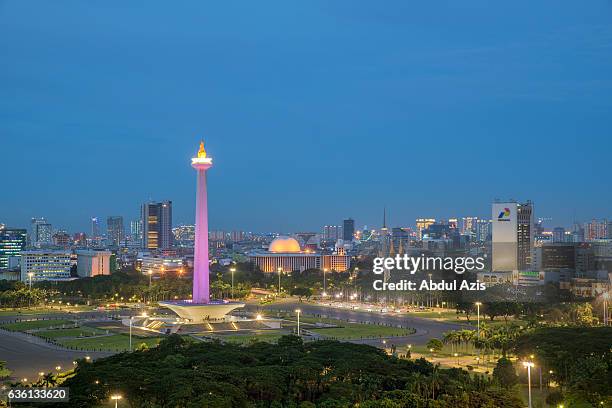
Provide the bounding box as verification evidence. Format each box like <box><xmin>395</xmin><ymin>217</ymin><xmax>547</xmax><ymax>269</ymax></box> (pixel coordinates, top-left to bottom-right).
<box><xmin>36</xmin><ymin>327</ymin><xmax>104</xmax><ymax>339</ymax></box>
<box><xmin>58</xmin><ymin>334</ymin><xmax>163</xmax><ymax>351</ymax></box>
<box><xmin>0</xmin><ymin>306</ymin><xmax>93</xmax><ymax>316</ymax></box>
<box><xmin>219</xmin><ymin>333</ymin><xmax>285</xmax><ymax>344</ymax></box>
<box><xmin>309</xmin><ymin>322</ymin><xmax>414</xmax><ymax>339</ymax></box>
<box><xmin>0</xmin><ymin>307</ymin><xmax>61</xmax><ymax>316</ymax></box>
<box><xmin>408</xmin><ymin>310</ymin><xmax>526</xmax><ymax>329</ymax></box>
<box><xmin>1</xmin><ymin>319</ymin><xmax>75</xmax><ymax>331</ymax></box>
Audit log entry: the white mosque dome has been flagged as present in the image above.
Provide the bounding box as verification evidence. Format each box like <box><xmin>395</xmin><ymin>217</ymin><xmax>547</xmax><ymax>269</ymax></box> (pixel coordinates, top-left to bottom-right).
<box><xmin>269</xmin><ymin>236</ymin><xmax>301</xmax><ymax>253</ymax></box>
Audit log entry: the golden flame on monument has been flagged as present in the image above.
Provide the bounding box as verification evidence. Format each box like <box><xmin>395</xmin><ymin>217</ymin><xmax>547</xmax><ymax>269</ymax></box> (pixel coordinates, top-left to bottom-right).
<box><xmin>197</xmin><ymin>141</ymin><xmax>207</xmax><ymax>158</ymax></box>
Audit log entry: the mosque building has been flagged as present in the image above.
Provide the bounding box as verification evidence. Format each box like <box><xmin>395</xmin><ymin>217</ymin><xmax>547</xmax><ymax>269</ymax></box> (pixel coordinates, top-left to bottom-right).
<box><xmin>249</xmin><ymin>236</ymin><xmax>350</xmax><ymax>273</ymax></box>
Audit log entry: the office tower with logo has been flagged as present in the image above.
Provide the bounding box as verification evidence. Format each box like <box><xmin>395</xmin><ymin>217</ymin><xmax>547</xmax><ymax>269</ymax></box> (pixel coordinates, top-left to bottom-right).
<box><xmin>492</xmin><ymin>201</ymin><xmax>534</xmax><ymax>272</ymax></box>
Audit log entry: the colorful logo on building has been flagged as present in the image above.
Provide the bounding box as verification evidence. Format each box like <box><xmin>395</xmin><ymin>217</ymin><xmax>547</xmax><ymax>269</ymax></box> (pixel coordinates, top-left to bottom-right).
<box><xmin>497</xmin><ymin>207</ymin><xmax>511</xmax><ymax>221</ymax></box>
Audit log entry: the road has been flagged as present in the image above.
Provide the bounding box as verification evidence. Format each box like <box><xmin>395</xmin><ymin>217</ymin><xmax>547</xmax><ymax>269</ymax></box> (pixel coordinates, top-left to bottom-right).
<box><xmin>249</xmin><ymin>301</ymin><xmax>468</xmax><ymax>348</ymax></box>
<box><xmin>0</xmin><ymin>329</ymin><xmax>112</xmax><ymax>381</ymax></box>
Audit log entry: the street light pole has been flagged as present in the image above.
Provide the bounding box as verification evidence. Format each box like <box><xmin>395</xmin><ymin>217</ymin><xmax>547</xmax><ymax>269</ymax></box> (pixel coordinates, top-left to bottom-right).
<box><xmin>230</xmin><ymin>267</ymin><xmax>236</xmax><ymax>298</ymax></box>
<box><xmin>111</xmin><ymin>395</ymin><xmax>122</xmax><ymax>408</ymax></box>
<box><xmin>323</xmin><ymin>268</ymin><xmax>327</xmax><ymax>297</ymax></box>
<box><xmin>129</xmin><ymin>316</ymin><xmax>133</xmax><ymax>351</ymax></box>
<box><xmin>277</xmin><ymin>267</ymin><xmax>282</xmax><ymax>296</ymax></box>
<box><xmin>475</xmin><ymin>302</ymin><xmax>482</xmax><ymax>338</ymax></box>
<box><xmin>603</xmin><ymin>293</ymin><xmax>609</xmax><ymax>326</ymax></box>
<box><xmin>27</xmin><ymin>272</ymin><xmax>33</xmax><ymax>308</ymax></box>
<box><xmin>523</xmin><ymin>361</ymin><xmax>535</xmax><ymax>408</ymax></box>
<box><xmin>295</xmin><ymin>308</ymin><xmax>301</xmax><ymax>336</ymax></box>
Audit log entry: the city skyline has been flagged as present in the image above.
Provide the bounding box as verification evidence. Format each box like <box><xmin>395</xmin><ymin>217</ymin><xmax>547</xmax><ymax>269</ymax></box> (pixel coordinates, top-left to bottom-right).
<box><xmin>2</xmin><ymin>1</ymin><xmax>612</xmax><ymax>232</ymax></box>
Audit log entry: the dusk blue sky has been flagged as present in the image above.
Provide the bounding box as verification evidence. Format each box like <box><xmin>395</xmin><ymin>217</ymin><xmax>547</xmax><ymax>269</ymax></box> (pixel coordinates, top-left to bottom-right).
<box><xmin>1</xmin><ymin>1</ymin><xmax>611</xmax><ymax>233</ymax></box>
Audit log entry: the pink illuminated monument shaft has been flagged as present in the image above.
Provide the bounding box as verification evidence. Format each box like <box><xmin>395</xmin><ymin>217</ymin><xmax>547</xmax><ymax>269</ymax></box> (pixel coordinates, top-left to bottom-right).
<box><xmin>191</xmin><ymin>142</ymin><xmax>212</xmax><ymax>304</ymax></box>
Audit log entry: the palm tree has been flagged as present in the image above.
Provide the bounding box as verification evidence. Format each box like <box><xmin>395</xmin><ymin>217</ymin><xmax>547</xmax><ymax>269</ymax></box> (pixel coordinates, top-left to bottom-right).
<box><xmin>442</xmin><ymin>331</ymin><xmax>458</xmax><ymax>353</ymax></box>
<box><xmin>429</xmin><ymin>366</ymin><xmax>442</xmax><ymax>400</ymax></box>
<box><xmin>41</xmin><ymin>372</ymin><xmax>57</xmax><ymax>387</ymax></box>
<box><xmin>409</xmin><ymin>372</ymin><xmax>429</xmax><ymax>399</ymax></box>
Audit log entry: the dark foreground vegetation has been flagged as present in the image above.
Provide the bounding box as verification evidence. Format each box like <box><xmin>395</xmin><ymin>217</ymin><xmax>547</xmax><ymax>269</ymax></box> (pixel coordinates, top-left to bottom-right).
<box><xmin>44</xmin><ymin>335</ymin><xmax>522</xmax><ymax>408</ymax></box>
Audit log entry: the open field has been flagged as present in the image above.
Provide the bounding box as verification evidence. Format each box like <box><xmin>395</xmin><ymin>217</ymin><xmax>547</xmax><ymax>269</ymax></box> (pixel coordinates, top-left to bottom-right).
<box><xmin>0</xmin><ymin>306</ymin><xmax>94</xmax><ymax>316</ymax></box>
<box><xmin>36</xmin><ymin>327</ymin><xmax>105</xmax><ymax>339</ymax></box>
<box><xmin>0</xmin><ymin>319</ymin><xmax>75</xmax><ymax>331</ymax></box>
<box><xmin>57</xmin><ymin>334</ymin><xmax>163</xmax><ymax>351</ymax></box>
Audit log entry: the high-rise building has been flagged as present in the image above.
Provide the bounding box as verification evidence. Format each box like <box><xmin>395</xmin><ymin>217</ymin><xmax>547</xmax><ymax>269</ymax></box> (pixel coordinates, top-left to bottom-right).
<box><xmin>517</xmin><ymin>201</ymin><xmax>534</xmax><ymax>271</ymax></box>
<box><xmin>585</xmin><ymin>219</ymin><xmax>608</xmax><ymax>241</ymax></box>
<box><xmin>475</xmin><ymin>219</ymin><xmax>491</xmax><ymax>242</ymax></box>
<box><xmin>230</xmin><ymin>230</ymin><xmax>244</xmax><ymax>242</ymax></box>
<box><xmin>323</xmin><ymin>225</ymin><xmax>342</xmax><ymax>241</ymax></box>
<box><xmin>343</xmin><ymin>218</ymin><xmax>355</xmax><ymax>242</ymax></box>
<box><xmin>142</xmin><ymin>201</ymin><xmax>173</xmax><ymax>250</ymax></box>
<box><xmin>552</xmin><ymin>227</ymin><xmax>566</xmax><ymax>243</ymax></box>
<box><xmin>52</xmin><ymin>231</ymin><xmax>71</xmax><ymax>247</ymax></box>
<box><xmin>130</xmin><ymin>219</ymin><xmax>143</xmax><ymax>242</ymax></box>
<box><xmin>30</xmin><ymin>218</ymin><xmax>52</xmax><ymax>247</ymax></box>
<box><xmin>91</xmin><ymin>217</ymin><xmax>100</xmax><ymax>239</ymax></box>
<box><xmin>0</xmin><ymin>228</ymin><xmax>27</xmax><ymax>269</ymax></box>
<box><xmin>572</xmin><ymin>223</ymin><xmax>585</xmax><ymax>243</ymax></box>
<box><xmin>107</xmin><ymin>216</ymin><xmax>125</xmax><ymax>247</ymax></box>
<box><xmin>415</xmin><ymin>218</ymin><xmax>436</xmax><ymax>240</ymax></box>
<box><xmin>461</xmin><ymin>217</ymin><xmax>478</xmax><ymax>234</ymax></box>
<box><xmin>20</xmin><ymin>250</ymin><xmax>71</xmax><ymax>282</ymax></box>
<box><xmin>492</xmin><ymin>201</ymin><xmax>534</xmax><ymax>272</ymax></box>
<box><xmin>73</xmin><ymin>232</ymin><xmax>87</xmax><ymax>246</ymax></box>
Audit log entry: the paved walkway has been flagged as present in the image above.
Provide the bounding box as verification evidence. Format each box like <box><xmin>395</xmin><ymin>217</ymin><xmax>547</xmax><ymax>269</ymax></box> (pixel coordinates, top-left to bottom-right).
<box><xmin>0</xmin><ymin>328</ymin><xmax>112</xmax><ymax>381</ymax></box>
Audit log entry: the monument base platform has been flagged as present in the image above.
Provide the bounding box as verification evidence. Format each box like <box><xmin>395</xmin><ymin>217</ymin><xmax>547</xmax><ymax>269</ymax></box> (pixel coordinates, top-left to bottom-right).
<box><xmin>158</xmin><ymin>300</ymin><xmax>245</xmax><ymax>323</ymax></box>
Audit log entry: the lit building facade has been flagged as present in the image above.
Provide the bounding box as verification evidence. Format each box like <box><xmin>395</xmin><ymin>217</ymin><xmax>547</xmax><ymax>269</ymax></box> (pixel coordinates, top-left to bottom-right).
<box><xmin>52</xmin><ymin>231</ymin><xmax>71</xmax><ymax>247</ymax></box>
<box><xmin>416</xmin><ymin>218</ymin><xmax>435</xmax><ymax>240</ymax></box>
<box><xmin>0</xmin><ymin>228</ymin><xmax>27</xmax><ymax>269</ymax></box>
<box><xmin>323</xmin><ymin>225</ymin><xmax>342</xmax><ymax>241</ymax></box>
<box><xmin>141</xmin><ymin>255</ymin><xmax>184</xmax><ymax>275</ymax></box>
<box><xmin>492</xmin><ymin>201</ymin><xmax>534</xmax><ymax>272</ymax></box>
<box><xmin>142</xmin><ymin>201</ymin><xmax>173</xmax><ymax>250</ymax></box>
<box><xmin>249</xmin><ymin>236</ymin><xmax>350</xmax><ymax>273</ymax></box>
<box><xmin>31</xmin><ymin>218</ymin><xmax>52</xmax><ymax>247</ymax></box>
<box><xmin>20</xmin><ymin>250</ymin><xmax>71</xmax><ymax>281</ymax></box>
<box><xmin>107</xmin><ymin>216</ymin><xmax>125</xmax><ymax>246</ymax></box>
<box><xmin>76</xmin><ymin>250</ymin><xmax>112</xmax><ymax>277</ymax></box>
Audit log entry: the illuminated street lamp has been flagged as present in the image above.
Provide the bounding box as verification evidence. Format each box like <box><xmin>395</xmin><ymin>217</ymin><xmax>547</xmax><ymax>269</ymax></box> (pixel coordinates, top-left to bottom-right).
<box><xmin>55</xmin><ymin>366</ymin><xmax>61</xmax><ymax>372</ymax></box>
<box><xmin>27</xmin><ymin>272</ymin><xmax>34</xmax><ymax>308</ymax></box>
<box><xmin>295</xmin><ymin>309</ymin><xmax>301</xmax><ymax>336</ymax></box>
<box><xmin>323</xmin><ymin>268</ymin><xmax>328</xmax><ymax>296</ymax></box>
<box><xmin>454</xmin><ymin>352</ymin><xmax>459</xmax><ymax>366</ymax></box>
<box><xmin>230</xmin><ymin>267</ymin><xmax>236</xmax><ymax>298</ymax></box>
<box><xmin>475</xmin><ymin>302</ymin><xmax>482</xmax><ymax>338</ymax></box>
<box><xmin>603</xmin><ymin>292</ymin><xmax>609</xmax><ymax>326</ymax></box>
<box><xmin>110</xmin><ymin>394</ymin><xmax>123</xmax><ymax>408</ymax></box>
<box><xmin>523</xmin><ymin>361</ymin><xmax>535</xmax><ymax>408</ymax></box>
<box><xmin>277</xmin><ymin>267</ymin><xmax>283</xmax><ymax>296</ymax></box>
